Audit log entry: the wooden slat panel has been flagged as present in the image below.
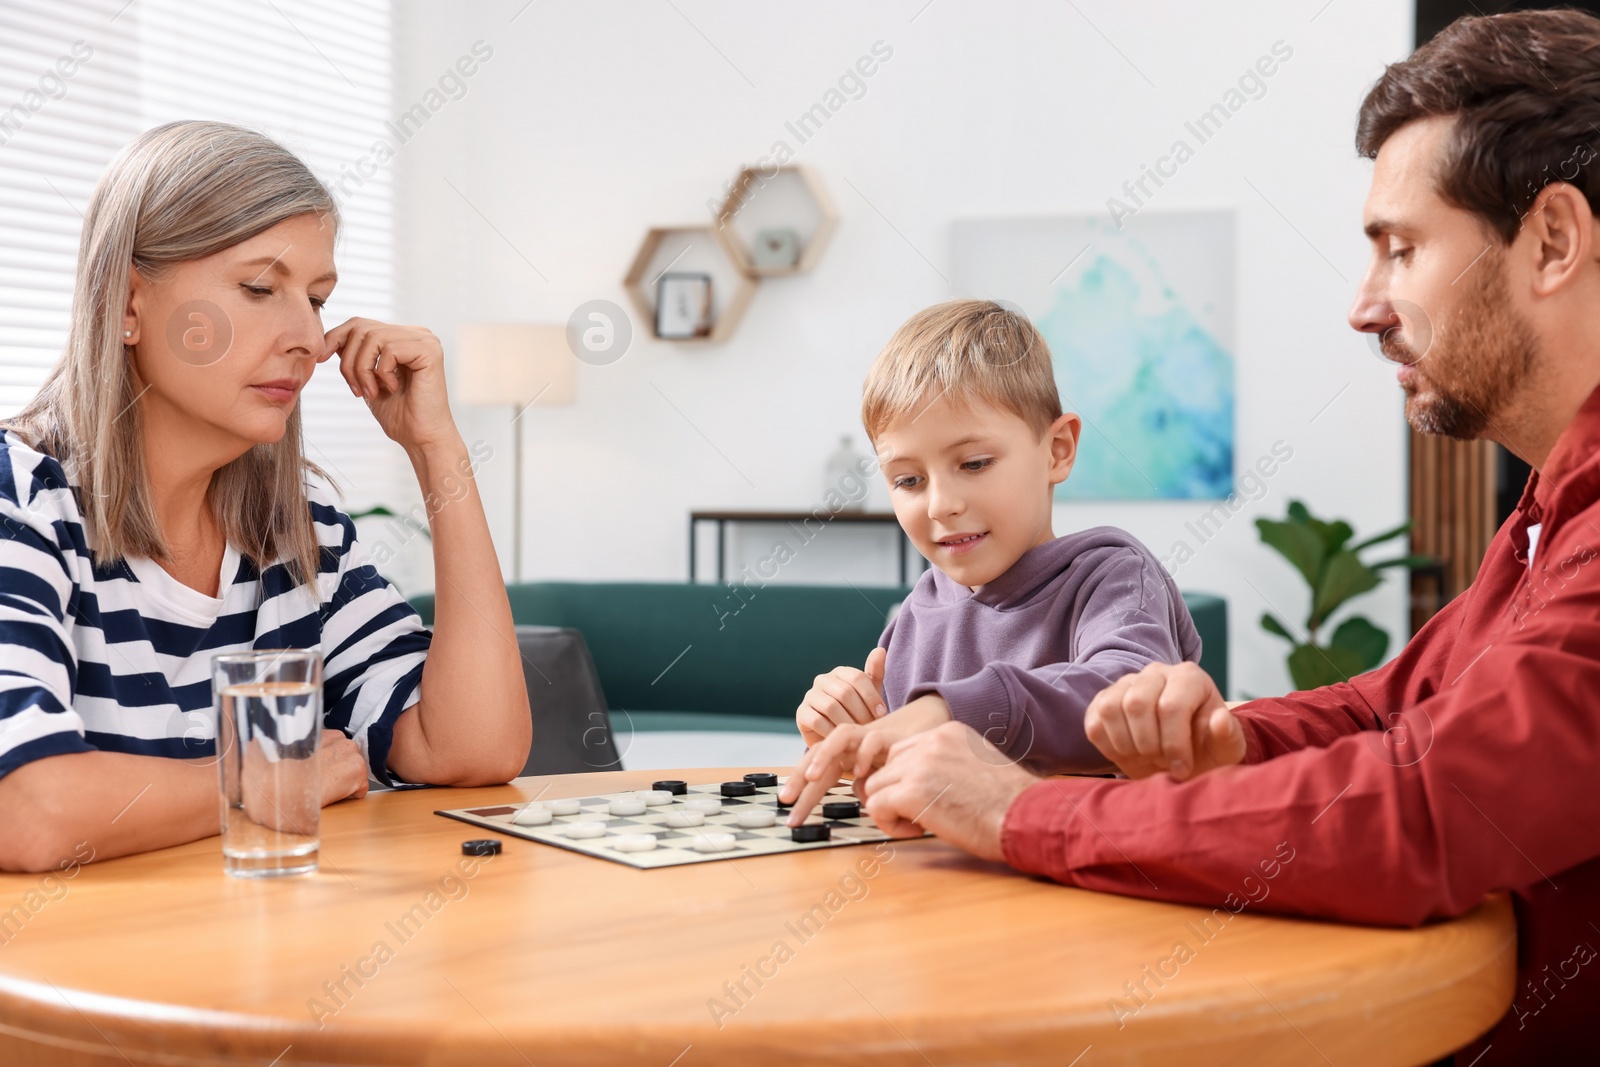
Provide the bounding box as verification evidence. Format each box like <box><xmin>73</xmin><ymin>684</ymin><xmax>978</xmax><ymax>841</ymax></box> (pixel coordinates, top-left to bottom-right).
<box><xmin>1409</xmin><ymin>428</ymin><xmax>1499</xmax><ymax>634</ymax></box>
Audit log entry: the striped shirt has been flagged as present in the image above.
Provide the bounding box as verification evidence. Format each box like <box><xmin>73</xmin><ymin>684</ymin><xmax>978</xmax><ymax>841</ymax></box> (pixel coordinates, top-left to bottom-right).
<box><xmin>0</xmin><ymin>429</ymin><xmax>431</xmax><ymax>786</ymax></box>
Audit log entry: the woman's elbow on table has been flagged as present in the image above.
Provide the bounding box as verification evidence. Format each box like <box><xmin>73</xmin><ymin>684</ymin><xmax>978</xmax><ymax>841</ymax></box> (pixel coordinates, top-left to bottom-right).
<box><xmin>488</xmin><ymin>713</ymin><xmax>533</xmax><ymax>785</ymax></box>
<box><xmin>389</xmin><ymin>701</ymin><xmax>531</xmax><ymax>787</ymax></box>
<box><xmin>0</xmin><ymin>769</ymin><xmax>92</xmax><ymax>874</ymax></box>
<box><xmin>475</xmin><ymin>689</ymin><xmax>533</xmax><ymax>784</ymax></box>
<box><xmin>403</xmin><ymin>747</ymin><xmax>528</xmax><ymax>788</ymax></box>
<box><xmin>449</xmin><ymin>725</ymin><xmax>531</xmax><ymax>786</ymax></box>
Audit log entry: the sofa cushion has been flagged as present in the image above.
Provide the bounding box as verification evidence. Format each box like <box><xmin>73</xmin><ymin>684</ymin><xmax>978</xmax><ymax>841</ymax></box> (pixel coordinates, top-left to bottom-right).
<box><xmin>416</xmin><ymin>582</ymin><xmax>907</xmax><ymax>722</ymax></box>
<box><xmin>412</xmin><ymin>582</ymin><xmax>1229</xmax><ymax>723</ymax></box>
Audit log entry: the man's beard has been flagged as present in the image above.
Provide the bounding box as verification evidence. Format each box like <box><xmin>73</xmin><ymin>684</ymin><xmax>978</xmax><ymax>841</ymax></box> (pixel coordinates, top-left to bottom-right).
<box><xmin>1386</xmin><ymin>256</ymin><xmax>1539</xmax><ymax>440</ymax></box>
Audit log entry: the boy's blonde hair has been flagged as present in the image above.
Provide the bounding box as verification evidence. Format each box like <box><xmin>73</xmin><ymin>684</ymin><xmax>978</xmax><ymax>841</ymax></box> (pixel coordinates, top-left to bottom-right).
<box><xmin>861</xmin><ymin>299</ymin><xmax>1063</xmax><ymax>442</ymax></box>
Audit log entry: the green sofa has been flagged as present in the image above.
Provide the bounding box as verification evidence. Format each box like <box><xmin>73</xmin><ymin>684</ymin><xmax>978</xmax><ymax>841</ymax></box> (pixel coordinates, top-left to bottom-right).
<box><xmin>410</xmin><ymin>582</ymin><xmax>1228</xmax><ymax>733</ymax></box>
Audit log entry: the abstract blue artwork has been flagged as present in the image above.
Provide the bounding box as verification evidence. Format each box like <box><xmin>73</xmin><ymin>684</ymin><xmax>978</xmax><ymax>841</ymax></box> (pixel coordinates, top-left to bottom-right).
<box><xmin>952</xmin><ymin>212</ymin><xmax>1236</xmax><ymax>501</ymax></box>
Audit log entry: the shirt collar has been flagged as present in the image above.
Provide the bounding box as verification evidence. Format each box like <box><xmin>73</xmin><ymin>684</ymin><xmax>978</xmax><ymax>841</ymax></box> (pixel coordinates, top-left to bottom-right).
<box><xmin>1528</xmin><ymin>379</ymin><xmax>1600</xmax><ymax>519</ymax></box>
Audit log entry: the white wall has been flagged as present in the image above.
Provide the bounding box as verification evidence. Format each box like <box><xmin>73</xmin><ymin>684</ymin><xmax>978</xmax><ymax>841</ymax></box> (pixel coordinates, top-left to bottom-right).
<box><xmin>387</xmin><ymin>0</ymin><xmax>1413</xmax><ymax>700</ymax></box>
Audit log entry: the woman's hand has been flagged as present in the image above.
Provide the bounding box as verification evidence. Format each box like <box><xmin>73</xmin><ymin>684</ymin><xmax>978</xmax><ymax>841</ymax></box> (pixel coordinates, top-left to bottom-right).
<box><xmin>239</xmin><ymin>729</ymin><xmax>368</xmax><ymax>834</ymax></box>
<box><xmin>321</xmin><ymin>318</ymin><xmax>457</xmax><ymax>453</ymax></box>
<box><xmin>315</xmin><ymin>316</ymin><xmax>529</xmax><ymax>786</ymax></box>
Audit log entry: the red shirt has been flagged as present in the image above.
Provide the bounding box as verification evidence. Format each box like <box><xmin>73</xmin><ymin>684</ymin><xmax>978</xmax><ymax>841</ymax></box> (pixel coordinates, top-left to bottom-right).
<box><xmin>1002</xmin><ymin>384</ymin><xmax>1600</xmax><ymax>1061</ymax></box>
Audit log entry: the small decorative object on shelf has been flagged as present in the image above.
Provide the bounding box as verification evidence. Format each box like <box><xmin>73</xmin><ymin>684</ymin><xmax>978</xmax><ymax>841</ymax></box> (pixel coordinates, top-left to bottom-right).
<box><xmin>824</xmin><ymin>434</ymin><xmax>872</xmax><ymax>511</ymax></box>
<box><xmin>624</xmin><ymin>165</ymin><xmax>838</xmax><ymax>344</ymax></box>
<box><xmin>655</xmin><ymin>273</ymin><xmax>713</xmax><ymax>339</ymax></box>
<box><xmin>714</xmin><ymin>163</ymin><xmax>839</xmax><ymax>276</ymax></box>
<box><xmin>752</xmin><ymin>228</ymin><xmax>801</xmax><ymax>269</ymax></box>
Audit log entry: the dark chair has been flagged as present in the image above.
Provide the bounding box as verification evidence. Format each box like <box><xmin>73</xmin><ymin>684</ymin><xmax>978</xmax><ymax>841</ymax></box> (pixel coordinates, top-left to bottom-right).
<box><xmin>511</xmin><ymin>625</ymin><xmax>620</xmax><ymax>775</ymax></box>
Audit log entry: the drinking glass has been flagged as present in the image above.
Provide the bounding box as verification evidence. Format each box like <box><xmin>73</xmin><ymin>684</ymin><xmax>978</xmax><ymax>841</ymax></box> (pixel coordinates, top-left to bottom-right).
<box><xmin>211</xmin><ymin>649</ymin><xmax>323</xmax><ymax>877</ymax></box>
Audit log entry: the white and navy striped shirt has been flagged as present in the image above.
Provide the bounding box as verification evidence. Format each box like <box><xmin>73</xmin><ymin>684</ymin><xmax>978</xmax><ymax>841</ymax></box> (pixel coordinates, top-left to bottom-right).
<box><xmin>0</xmin><ymin>429</ymin><xmax>431</xmax><ymax>785</ymax></box>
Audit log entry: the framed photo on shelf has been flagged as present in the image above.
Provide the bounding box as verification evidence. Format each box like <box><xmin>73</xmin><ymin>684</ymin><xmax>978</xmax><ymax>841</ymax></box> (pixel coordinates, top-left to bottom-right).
<box><xmin>656</xmin><ymin>272</ymin><xmax>713</xmax><ymax>339</ymax></box>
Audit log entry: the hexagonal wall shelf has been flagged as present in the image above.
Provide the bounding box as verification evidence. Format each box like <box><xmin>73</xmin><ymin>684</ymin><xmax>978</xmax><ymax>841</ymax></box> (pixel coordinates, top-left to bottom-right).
<box><xmin>713</xmin><ymin>164</ymin><xmax>838</xmax><ymax>277</ymax></box>
<box><xmin>623</xmin><ymin>225</ymin><xmax>758</xmax><ymax>344</ymax></box>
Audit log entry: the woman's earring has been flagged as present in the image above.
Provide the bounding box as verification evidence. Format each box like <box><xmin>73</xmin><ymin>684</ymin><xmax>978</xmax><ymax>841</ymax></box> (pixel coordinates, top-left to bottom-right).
<box><xmin>123</xmin><ymin>330</ymin><xmax>132</xmax><ymax>338</ymax></box>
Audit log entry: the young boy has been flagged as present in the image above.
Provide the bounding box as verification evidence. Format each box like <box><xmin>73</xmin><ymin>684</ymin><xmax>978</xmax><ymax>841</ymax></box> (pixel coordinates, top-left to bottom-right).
<box><xmin>781</xmin><ymin>299</ymin><xmax>1203</xmax><ymax>823</ymax></box>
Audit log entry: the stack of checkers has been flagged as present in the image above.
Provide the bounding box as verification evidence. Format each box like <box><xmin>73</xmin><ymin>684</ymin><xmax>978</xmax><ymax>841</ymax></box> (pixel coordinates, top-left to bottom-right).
<box><xmin>435</xmin><ymin>773</ymin><xmax>925</xmax><ymax>869</ymax></box>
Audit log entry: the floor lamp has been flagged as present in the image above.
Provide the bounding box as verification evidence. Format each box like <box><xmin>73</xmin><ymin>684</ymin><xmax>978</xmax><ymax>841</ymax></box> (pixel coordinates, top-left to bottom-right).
<box><xmin>456</xmin><ymin>323</ymin><xmax>576</xmax><ymax>582</ymax></box>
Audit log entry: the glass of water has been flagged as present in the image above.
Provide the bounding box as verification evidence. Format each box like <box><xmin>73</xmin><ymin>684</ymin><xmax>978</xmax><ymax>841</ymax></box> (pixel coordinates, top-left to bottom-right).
<box><xmin>212</xmin><ymin>649</ymin><xmax>323</xmax><ymax>878</ymax></box>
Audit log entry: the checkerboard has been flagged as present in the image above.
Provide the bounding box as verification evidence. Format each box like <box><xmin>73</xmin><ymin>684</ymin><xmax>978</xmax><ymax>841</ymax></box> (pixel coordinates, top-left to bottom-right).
<box><xmin>435</xmin><ymin>777</ymin><xmax>927</xmax><ymax>869</ymax></box>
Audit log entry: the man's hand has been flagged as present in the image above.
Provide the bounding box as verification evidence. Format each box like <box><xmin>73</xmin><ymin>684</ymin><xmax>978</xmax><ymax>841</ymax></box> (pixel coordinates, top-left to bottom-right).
<box><xmin>796</xmin><ymin>647</ymin><xmax>889</xmax><ymax>747</ymax></box>
<box><xmin>1083</xmin><ymin>662</ymin><xmax>1246</xmax><ymax>781</ymax></box>
<box><xmin>859</xmin><ymin>721</ymin><xmax>1039</xmax><ymax>863</ymax></box>
<box><xmin>780</xmin><ymin>694</ymin><xmax>950</xmax><ymax>825</ymax></box>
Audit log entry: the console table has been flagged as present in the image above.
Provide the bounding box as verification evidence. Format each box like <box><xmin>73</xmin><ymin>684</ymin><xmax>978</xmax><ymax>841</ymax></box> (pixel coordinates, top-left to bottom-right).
<box><xmin>689</xmin><ymin>510</ymin><xmax>929</xmax><ymax>585</ymax></box>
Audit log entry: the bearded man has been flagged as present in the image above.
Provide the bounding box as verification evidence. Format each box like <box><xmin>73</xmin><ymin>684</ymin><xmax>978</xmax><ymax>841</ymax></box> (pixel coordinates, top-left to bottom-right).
<box><xmin>860</xmin><ymin>10</ymin><xmax>1600</xmax><ymax>1061</ymax></box>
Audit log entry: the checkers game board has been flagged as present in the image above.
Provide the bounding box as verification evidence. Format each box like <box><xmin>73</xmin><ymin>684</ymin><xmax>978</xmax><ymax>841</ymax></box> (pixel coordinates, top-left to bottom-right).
<box><xmin>435</xmin><ymin>773</ymin><xmax>926</xmax><ymax>869</ymax></box>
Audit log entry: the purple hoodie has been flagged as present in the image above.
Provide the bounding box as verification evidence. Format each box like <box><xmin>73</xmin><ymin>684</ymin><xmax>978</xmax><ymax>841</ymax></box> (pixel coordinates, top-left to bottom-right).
<box><xmin>879</xmin><ymin>526</ymin><xmax>1202</xmax><ymax>774</ymax></box>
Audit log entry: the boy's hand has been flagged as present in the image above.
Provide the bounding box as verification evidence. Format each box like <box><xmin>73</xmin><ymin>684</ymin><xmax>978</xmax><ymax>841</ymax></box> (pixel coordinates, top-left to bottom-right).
<box><xmin>780</xmin><ymin>694</ymin><xmax>950</xmax><ymax>825</ymax></box>
<box><xmin>796</xmin><ymin>647</ymin><xmax>889</xmax><ymax>747</ymax></box>
<box><xmin>1084</xmin><ymin>662</ymin><xmax>1246</xmax><ymax>781</ymax></box>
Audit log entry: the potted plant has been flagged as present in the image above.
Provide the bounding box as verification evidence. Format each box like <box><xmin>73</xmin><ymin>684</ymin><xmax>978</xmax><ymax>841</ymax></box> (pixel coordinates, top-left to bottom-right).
<box><xmin>1256</xmin><ymin>501</ymin><xmax>1428</xmax><ymax>691</ymax></box>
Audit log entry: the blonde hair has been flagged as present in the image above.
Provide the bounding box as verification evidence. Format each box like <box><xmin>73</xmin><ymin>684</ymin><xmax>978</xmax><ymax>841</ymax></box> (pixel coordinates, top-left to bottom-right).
<box><xmin>861</xmin><ymin>299</ymin><xmax>1063</xmax><ymax>442</ymax></box>
<box><xmin>5</xmin><ymin>120</ymin><xmax>335</xmax><ymax>585</ymax></box>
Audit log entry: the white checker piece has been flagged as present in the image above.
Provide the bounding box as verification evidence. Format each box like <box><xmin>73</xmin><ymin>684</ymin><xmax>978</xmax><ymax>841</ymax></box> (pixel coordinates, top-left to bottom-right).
<box><xmin>436</xmin><ymin>778</ymin><xmax>928</xmax><ymax>869</ymax></box>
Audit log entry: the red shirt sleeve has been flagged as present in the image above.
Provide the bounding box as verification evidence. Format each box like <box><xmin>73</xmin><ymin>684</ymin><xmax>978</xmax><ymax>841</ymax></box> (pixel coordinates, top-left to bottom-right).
<box><xmin>1000</xmin><ymin>517</ymin><xmax>1600</xmax><ymax>928</ymax></box>
<box><xmin>1230</xmin><ymin>577</ymin><xmax>1476</xmax><ymax>762</ymax></box>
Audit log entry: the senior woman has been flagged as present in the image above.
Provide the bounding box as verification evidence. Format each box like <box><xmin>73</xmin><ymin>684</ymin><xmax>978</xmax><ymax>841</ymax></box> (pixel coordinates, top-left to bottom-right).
<box><xmin>0</xmin><ymin>121</ymin><xmax>530</xmax><ymax>871</ymax></box>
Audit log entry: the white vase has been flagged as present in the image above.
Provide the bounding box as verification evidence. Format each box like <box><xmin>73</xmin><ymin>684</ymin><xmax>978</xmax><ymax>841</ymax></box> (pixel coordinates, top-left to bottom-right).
<box><xmin>824</xmin><ymin>435</ymin><xmax>869</xmax><ymax>511</ymax></box>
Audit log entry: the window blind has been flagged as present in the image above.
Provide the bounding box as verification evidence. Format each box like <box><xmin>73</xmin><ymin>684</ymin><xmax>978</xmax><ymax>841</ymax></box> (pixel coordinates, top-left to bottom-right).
<box><xmin>0</xmin><ymin>0</ymin><xmax>138</xmax><ymax>415</ymax></box>
<box><xmin>0</xmin><ymin>0</ymin><xmax>413</xmax><ymax>518</ymax></box>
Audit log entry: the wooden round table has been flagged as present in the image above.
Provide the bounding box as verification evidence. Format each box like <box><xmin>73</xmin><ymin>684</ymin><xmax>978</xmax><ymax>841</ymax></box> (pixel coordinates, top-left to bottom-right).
<box><xmin>0</xmin><ymin>768</ymin><xmax>1515</xmax><ymax>1066</ymax></box>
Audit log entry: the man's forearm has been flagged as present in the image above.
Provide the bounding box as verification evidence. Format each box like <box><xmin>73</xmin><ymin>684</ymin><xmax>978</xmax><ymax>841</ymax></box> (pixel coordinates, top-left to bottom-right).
<box><xmin>1231</xmin><ymin>683</ymin><xmax>1387</xmax><ymax>762</ymax></box>
<box><xmin>0</xmin><ymin>750</ymin><xmax>219</xmax><ymax>872</ymax></box>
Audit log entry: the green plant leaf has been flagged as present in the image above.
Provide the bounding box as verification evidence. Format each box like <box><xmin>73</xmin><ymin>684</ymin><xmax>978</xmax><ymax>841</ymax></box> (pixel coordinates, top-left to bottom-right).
<box><xmin>1329</xmin><ymin>615</ymin><xmax>1388</xmax><ymax>671</ymax></box>
<box><xmin>1260</xmin><ymin>611</ymin><xmax>1296</xmax><ymax>644</ymax></box>
<box><xmin>345</xmin><ymin>505</ymin><xmax>432</xmax><ymax>541</ymax></box>
<box><xmin>1310</xmin><ymin>549</ymin><xmax>1382</xmax><ymax>630</ymax></box>
<box><xmin>1307</xmin><ymin>518</ymin><xmax>1354</xmax><ymax>554</ymax></box>
<box><xmin>1263</xmin><ymin>503</ymin><xmax>1411</xmax><ymax>692</ymax></box>
<box><xmin>1256</xmin><ymin>517</ymin><xmax>1329</xmax><ymax>591</ymax></box>
<box><xmin>1369</xmin><ymin>553</ymin><xmax>1433</xmax><ymax>571</ymax></box>
<box><xmin>1351</xmin><ymin>519</ymin><xmax>1413</xmax><ymax>552</ymax></box>
<box><xmin>1287</xmin><ymin>642</ymin><xmax>1366</xmax><ymax>690</ymax></box>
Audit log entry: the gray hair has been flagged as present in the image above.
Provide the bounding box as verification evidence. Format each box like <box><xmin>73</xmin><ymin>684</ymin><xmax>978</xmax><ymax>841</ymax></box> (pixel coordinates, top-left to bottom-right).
<box><xmin>7</xmin><ymin>120</ymin><xmax>337</xmax><ymax>585</ymax></box>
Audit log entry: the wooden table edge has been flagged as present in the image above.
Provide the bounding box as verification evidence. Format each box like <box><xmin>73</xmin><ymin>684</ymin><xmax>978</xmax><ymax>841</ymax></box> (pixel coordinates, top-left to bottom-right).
<box><xmin>0</xmin><ymin>771</ymin><xmax>1520</xmax><ymax>1066</ymax></box>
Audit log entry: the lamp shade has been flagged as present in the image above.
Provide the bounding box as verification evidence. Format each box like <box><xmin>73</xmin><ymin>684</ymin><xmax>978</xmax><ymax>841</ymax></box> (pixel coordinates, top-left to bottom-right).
<box><xmin>455</xmin><ymin>323</ymin><xmax>576</xmax><ymax>408</ymax></box>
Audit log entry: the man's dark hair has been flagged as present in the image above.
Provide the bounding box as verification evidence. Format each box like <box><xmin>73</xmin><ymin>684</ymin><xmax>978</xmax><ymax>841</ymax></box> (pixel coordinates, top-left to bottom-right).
<box><xmin>1357</xmin><ymin>8</ymin><xmax>1600</xmax><ymax>243</ymax></box>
